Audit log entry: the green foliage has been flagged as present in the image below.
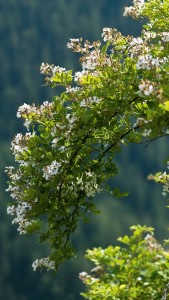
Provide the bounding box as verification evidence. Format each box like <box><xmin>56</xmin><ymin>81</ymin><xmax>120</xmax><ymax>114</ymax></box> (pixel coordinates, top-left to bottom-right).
<box><xmin>5</xmin><ymin>0</ymin><xmax>169</xmax><ymax>281</ymax></box>
<box><xmin>80</xmin><ymin>225</ymin><xmax>169</xmax><ymax>300</ymax></box>
<box><xmin>79</xmin><ymin>1</ymin><xmax>169</xmax><ymax>298</ymax></box>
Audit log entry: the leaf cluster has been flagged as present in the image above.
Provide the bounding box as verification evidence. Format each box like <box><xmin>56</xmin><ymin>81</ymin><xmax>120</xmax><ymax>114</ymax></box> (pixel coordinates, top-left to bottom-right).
<box><xmin>80</xmin><ymin>225</ymin><xmax>169</xmax><ymax>300</ymax></box>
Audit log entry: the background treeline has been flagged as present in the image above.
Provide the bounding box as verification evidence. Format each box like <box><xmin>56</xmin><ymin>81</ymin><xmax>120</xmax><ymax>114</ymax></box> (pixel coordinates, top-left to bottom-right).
<box><xmin>0</xmin><ymin>0</ymin><xmax>168</xmax><ymax>299</ymax></box>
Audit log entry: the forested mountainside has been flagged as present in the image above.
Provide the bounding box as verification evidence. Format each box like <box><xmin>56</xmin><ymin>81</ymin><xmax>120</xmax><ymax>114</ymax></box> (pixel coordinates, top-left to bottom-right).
<box><xmin>0</xmin><ymin>0</ymin><xmax>168</xmax><ymax>299</ymax></box>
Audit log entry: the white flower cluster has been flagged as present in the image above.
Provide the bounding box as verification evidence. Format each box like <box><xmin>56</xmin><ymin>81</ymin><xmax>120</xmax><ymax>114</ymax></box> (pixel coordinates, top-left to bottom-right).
<box><xmin>142</xmin><ymin>129</ymin><xmax>152</xmax><ymax>137</ymax></box>
<box><xmin>66</xmin><ymin>113</ymin><xmax>76</xmax><ymax>127</ymax></box>
<box><xmin>82</xmin><ymin>49</ymin><xmax>101</xmax><ymax>70</ymax></box>
<box><xmin>5</xmin><ymin>167</ymin><xmax>22</xmax><ymax>198</ymax></box>
<box><xmin>17</xmin><ymin>103</ymin><xmax>37</xmax><ymax>130</ymax></box>
<box><xmin>11</xmin><ymin>133</ymin><xmax>33</xmax><ymax>164</ymax></box>
<box><xmin>6</xmin><ymin>201</ymin><xmax>35</xmax><ymax>234</ymax></box>
<box><xmin>133</xmin><ymin>0</ymin><xmax>145</xmax><ymax>7</ymax></box>
<box><xmin>40</xmin><ymin>62</ymin><xmax>54</xmax><ymax>75</ymax></box>
<box><xmin>40</xmin><ymin>100</ymin><xmax>53</xmax><ymax>110</ymax></box>
<box><xmin>128</xmin><ymin>32</ymin><xmax>158</xmax><ymax>58</ymax></box>
<box><xmin>80</xmin><ymin>96</ymin><xmax>102</xmax><ymax>108</ymax></box>
<box><xmin>32</xmin><ymin>257</ymin><xmax>55</xmax><ymax>271</ymax></box>
<box><xmin>51</xmin><ymin>137</ymin><xmax>60</xmax><ymax>148</ymax></box>
<box><xmin>66</xmin><ymin>86</ymin><xmax>81</xmax><ymax>93</ymax></box>
<box><xmin>160</xmin><ymin>32</ymin><xmax>169</xmax><ymax>43</ymax></box>
<box><xmin>123</xmin><ymin>0</ymin><xmax>145</xmax><ymax>18</ymax></box>
<box><xmin>123</xmin><ymin>6</ymin><xmax>138</xmax><ymax>18</ymax></box>
<box><xmin>129</xmin><ymin>37</ymin><xmax>148</xmax><ymax>58</ymax></box>
<box><xmin>136</xmin><ymin>54</ymin><xmax>167</xmax><ymax>70</ymax></box>
<box><xmin>139</xmin><ymin>80</ymin><xmax>155</xmax><ymax>95</ymax></box>
<box><xmin>67</xmin><ymin>38</ymin><xmax>82</xmax><ymax>52</ymax></box>
<box><xmin>42</xmin><ymin>160</ymin><xmax>61</xmax><ymax>180</ymax></box>
<box><xmin>159</xmin><ymin>164</ymin><xmax>169</xmax><ymax>197</ymax></box>
<box><xmin>101</xmin><ymin>27</ymin><xmax>113</xmax><ymax>42</ymax></box>
<box><xmin>11</xmin><ymin>133</ymin><xmax>26</xmax><ymax>154</ymax></box>
<box><xmin>79</xmin><ymin>271</ymin><xmax>99</xmax><ymax>284</ymax></box>
<box><xmin>17</xmin><ymin>101</ymin><xmax>54</xmax><ymax>129</ymax></box>
<box><xmin>17</xmin><ymin>103</ymin><xmax>37</xmax><ymax>118</ymax></box>
<box><xmin>52</xmin><ymin>66</ymin><xmax>66</xmax><ymax>76</ymax></box>
<box><xmin>161</xmin><ymin>283</ymin><xmax>169</xmax><ymax>300</ymax></box>
<box><xmin>51</xmin><ymin>123</ymin><xmax>66</xmax><ymax>137</ymax></box>
<box><xmin>80</xmin><ymin>45</ymin><xmax>111</xmax><ymax>71</ymax></box>
<box><xmin>40</xmin><ymin>63</ymin><xmax>69</xmax><ymax>85</ymax></box>
<box><xmin>142</xmin><ymin>30</ymin><xmax>157</xmax><ymax>41</ymax></box>
<box><xmin>130</xmin><ymin>37</ymin><xmax>143</xmax><ymax>47</ymax></box>
<box><xmin>6</xmin><ymin>164</ymin><xmax>38</xmax><ymax>235</ymax></box>
<box><xmin>50</xmin><ymin>113</ymin><xmax>77</xmax><ymax>146</ymax></box>
<box><xmin>134</xmin><ymin>117</ymin><xmax>148</xmax><ymax>128</ymax></box>
<box><xmin>74</xmin><ymin>71</ymin><xmax>85</xmax><ymax>83</ymax></box>
<box><xmin>40</xmin><ymin>62</ymin><xmax>66</xmax><ymax>76</ymax></box>
<box><xmin>145</xmin><ymin>234</ymin><xmax>162</xmax><ymax>251</ymax></box>
<box><xmin>6</xmin><ymin>182</ymin><xmax>20</xmax><ymax>200</ymax></box>
<box><xmin>77</xmin><ymin>171</ymin><xmax>101</xmax><ymax>197</ymax></box>
<box><xmin>67</xmin><ymin>38</ymin><xmax>99</xmax><ymax>54</ymax></box>
<box><xmin>5</xmin><ymin>165</ymin><xmax>16</xmax><ymax>178</ymax></box>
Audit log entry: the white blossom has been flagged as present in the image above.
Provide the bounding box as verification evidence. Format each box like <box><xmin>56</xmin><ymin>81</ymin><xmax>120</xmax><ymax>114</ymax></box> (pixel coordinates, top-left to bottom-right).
<box><xmin>58</xmin><ymin>146</ymin><xmax>65</xmax><ymax>152</ymax></box>
<box><xmin>67</xmin><ymin>38</ymin><xmax>81</xmax><ymax>52</ymax></box>
<box><xmin>7</xmin><ymin>200</ymin><xmax>35</xmax><ymax>234</ymax></box>
<box><xmin>40</xmin><ymin>101</ymin><xmax>53</xmax><ymax>110</ymax></box>
<box><xmin>52</xmin><ymin>66</ymin><xmax>66</xmax><ymax>75</ymax></box>
<box><xmin>82</xmin><ymin>50</ymin><xmax>100</xmax><ymax>70</ymax></box>
<box><xmin>160</xmin><ymin>32</ymin><xmax>169</xmax><ymax>42</ymax></box>
<box><xmin>137</xmin><ymin>277</ymin><xmax>142</xmax><ymax>281</ymax></box>
<box><xmin>51</xmin><ymin>138</ymin><xmax>59</xmax><ymax>148</ymax></box>
<box><xmin>76</xmin><ymin>171</ymin><xmax>101</xmax><ymax>197</ymax></box>
<box><xmin>136</xmin><ymin>54</ymin><xmax>167</xmax><ymax>70</ymax></box>
<box><xmin>17</xmin><ymin>103</ymin><xmax>31</xmax><ymax>118</ymax></box>
<box><xmin>80</xmin><ymin>96</ymin><xmax>102</xmax><ymax>108</ymax></box>
<box><xmin>142</xmin><ymin>129</ymin><xmax>152</xmax><ymax>137</ymax></box>
<box><xmin>32</xmin><ymin>257</ymin><xmax>55</xmax><ymax>271</ymax></box>
<box><xmin>7</xmin><ymin>205</ymin><xmax>15</xmax><ymax>215</ymax></box>
<box><xmin>66</xmin><ymin>86</ymin><xmax>81</xmax><ymax>93</ymax></box>
<box><xmin>42</xmin><ymin>160</ymin><xmax>61</xmax><ymax>180</ymax></box>
<box><xmin>159</xmin><ymin>171</ymin><xmax>169</xmax><ymax>197</ymax></box>
<box><xmin>11</xmin><ymin>132</ymin><xmax>34</xmax><ymax>162</ymax></box>
<box><xmin>139</xmin><ymin>80</ymin><xmax>154</xmax><ymax>95</ymax></box>
<box><xmin>134</xmin><ymin>117</ymin><xmax>148</xmax><ymax>128</ymax></box>
<box><xmin>6</xmin><ymin>184</ymin><xmax>20</xmax><ymax>199</ymax></box>
<box><xmin>102</xmin><ymin>27</ymin><xmax>113</xmax><ymax>42</ymax></box>
<box><xmin>66</xmin><ymin>113</ymin><xmax>76</xmax><ymax>127</ymax></box>
<box><xmin>74</xmin><ymin>70</ymin><xmax>89</xmax><ymax>82</ymax></box>
<box><xmin>17</xmin><ymin>103</ymin><xmax>37</xmax><ymax>118</ymax></box>
<box><xmin>123</xmin><ymin>6</ymin><xmax>137</xmax><ymax>18</ymax></box>
<box><xmin>142</xmin><ymin>30</ymin><xmax>156</xmax><ymax>41</ymax></box>
<box><xmin>23</xmin><ymin>119</ymin><xmax>31</xmax><ymax>130</ymax></box>
<box><xmin>130</xmin><ymin>37</ymin><xmax>143</xmax><ymax>47</ymax></box>
<box><xmin>123</xmin><ymin>0</ymin><xmax>145</xmax><ymax>17</ymax></box>
<box><xmin>40</xmin><ymin>62</ymin><xmax>54</xmax><ymax>75</ymax></box>
<box><xmin>133</xmin><ymin>0</ymin><xmax>145</xmax><ymax>7</ymax></box>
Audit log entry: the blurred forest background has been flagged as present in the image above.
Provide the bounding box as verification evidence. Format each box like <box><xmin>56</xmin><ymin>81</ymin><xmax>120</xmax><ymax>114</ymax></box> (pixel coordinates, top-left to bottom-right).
<box><xmin>1</xmin><ymin>0</ymin><xmax>169</xmax><ymax>299</ymax></box>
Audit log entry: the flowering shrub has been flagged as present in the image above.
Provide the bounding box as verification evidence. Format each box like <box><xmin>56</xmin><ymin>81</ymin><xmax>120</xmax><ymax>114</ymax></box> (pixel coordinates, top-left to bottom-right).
<box><xmin>5</xmin><ymin>0</ymin><xmax>169</xmax><ymax>274</ymax></box>
<box><xmin>80</xmin><ymin>225</ymin><xmax>169</xmax><ymax>300</ymax></box>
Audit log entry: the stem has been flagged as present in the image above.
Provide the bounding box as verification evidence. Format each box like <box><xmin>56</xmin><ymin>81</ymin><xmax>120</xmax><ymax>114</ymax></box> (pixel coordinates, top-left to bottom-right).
<box><xmin>64</xmin><ymin>191</ymin><xmax>83</xmax><ymax>245</ymax></box>
<box><xmin>98</xmin><ymin>125</ymin><xmax>140</xmax><ymax>163</ymax></box>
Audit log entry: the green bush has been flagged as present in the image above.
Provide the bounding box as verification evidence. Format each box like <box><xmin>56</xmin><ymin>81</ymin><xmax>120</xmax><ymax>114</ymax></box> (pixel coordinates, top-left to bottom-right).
<box><xmin>80</xmin><ymin>225</ymin><xmax>169</xmax><ymax>299</ymax></box>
